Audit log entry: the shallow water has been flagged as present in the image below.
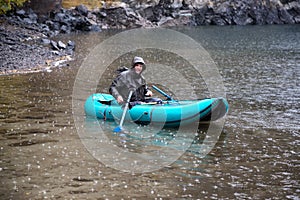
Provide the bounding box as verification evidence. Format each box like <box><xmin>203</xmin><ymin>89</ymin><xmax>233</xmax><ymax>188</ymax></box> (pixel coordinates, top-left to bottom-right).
<box><xmin>0</xmin><ymin>25</ymin><xmax>299</xmax><ymax>199</ymax></box>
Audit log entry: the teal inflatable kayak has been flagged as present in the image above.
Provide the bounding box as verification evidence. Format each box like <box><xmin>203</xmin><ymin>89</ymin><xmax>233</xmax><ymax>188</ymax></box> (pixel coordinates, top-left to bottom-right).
<box><xmin>84</xmin><ymin>93</ymin><xmax>229</xmax><ymax>127</ymax></box>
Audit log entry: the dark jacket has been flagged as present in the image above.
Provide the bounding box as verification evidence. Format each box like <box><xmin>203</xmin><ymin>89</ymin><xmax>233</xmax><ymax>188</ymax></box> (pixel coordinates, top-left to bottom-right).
<box><xmin>109</xmin><ymin>68</ymin><xmax>150</xmax><ymax>102</ymax></box>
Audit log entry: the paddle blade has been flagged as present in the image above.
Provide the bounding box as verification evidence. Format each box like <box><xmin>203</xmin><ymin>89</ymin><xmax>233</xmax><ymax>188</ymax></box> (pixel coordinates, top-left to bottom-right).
<box><xmin>113</xmin><ymin>126</ymin><xmax>122</xmax><ymax>133</ymax></box>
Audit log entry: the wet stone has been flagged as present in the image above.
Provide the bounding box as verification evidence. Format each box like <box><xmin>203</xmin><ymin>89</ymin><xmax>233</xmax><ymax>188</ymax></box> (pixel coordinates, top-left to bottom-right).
<box><xmin>75</xmin><ymin>4</ymin><xmax>89</xmax><ymax>16</ymax></box>
<box><xmin>16</xmin><ymin>9</ymin><xmax>26</xmax><ymax>16</ymax></box>
<box><xmin>57</xmin><ymin>41</ymin><xmax>66</xmax><ymax>49</ymax></box>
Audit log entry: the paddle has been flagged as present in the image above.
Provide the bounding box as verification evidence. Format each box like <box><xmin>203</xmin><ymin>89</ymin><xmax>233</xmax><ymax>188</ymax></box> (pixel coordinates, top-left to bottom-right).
<box><xmin>152</xmin><ymin>85</ymin><xmax>173</xmax><ymax>101</ymax></box>
<box><xmin>113</xmin><ymin>90</ymin><xmax>134</xmax><ymax>133</ymax></box>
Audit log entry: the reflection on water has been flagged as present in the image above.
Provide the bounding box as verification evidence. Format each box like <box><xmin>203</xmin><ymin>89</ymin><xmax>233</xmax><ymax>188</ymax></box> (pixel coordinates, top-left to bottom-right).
<box><xmin>87</xmin><ymin>117</ymin><xmax>209</xmax><ymax>154</ymax></box>
<box><xmin>0</xmin><ymin>25</ymin><xmax>299</xmax><ymax>199</ymax></box>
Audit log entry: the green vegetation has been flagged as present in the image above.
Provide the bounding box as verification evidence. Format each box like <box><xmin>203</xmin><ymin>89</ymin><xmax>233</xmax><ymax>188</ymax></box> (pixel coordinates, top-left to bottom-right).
<box><xmin>0</xmin><ymin>0</ymin><xmax>28</xmax><ymax>14</ymax></box>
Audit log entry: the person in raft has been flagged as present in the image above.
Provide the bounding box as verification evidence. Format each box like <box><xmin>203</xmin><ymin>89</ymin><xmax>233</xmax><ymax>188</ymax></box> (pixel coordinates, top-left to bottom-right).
<box><xmin>109</xmin><ymin>56</ymin><xmax>161</xmax><ymax>107</ymax></box>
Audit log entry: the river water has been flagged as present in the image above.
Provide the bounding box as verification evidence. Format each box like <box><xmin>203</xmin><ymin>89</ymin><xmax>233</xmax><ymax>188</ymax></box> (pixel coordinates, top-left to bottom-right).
<box><xmin>0</xmin><ymin>25</ymin><xmax>299</xmax><ymax>199</ymax></box>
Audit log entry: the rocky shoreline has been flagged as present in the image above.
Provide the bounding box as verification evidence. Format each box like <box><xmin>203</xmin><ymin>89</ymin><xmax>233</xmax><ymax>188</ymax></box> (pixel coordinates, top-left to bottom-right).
<box><xmin>0</xmin><ymin>0</ymin><xmax>299</xmax><ymax>75</ymax></box>
<box><xmin>0</xmin><ymin>21</ymin><xmax>74</xmax><ymax>75</ymax></box>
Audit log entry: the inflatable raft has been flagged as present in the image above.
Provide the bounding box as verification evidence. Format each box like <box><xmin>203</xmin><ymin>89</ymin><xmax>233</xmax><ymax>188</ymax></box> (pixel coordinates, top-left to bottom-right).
<box><xmin>84</xmin><ymin>93</ymin><xmax>229</xmax><ymax>128</ymax></box>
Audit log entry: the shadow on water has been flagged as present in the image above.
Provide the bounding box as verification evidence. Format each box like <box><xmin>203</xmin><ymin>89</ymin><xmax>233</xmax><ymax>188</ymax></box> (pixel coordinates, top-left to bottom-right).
<box><xmin>83</xmin><ymin>116</ymin><xmax>228</xmax><ymax>168</ymax></box>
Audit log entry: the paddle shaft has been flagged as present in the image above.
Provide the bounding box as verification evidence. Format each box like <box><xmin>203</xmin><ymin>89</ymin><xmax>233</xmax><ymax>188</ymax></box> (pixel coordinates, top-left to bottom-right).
<box><xmin>118</xmin><ymin>90</ymin><xmax>133</xmax><ymax>129</ymax></box>
<box><xmin>152</xmin><ymin>85</ymin><xmax>173</xmax><ymax>101</ymax></box>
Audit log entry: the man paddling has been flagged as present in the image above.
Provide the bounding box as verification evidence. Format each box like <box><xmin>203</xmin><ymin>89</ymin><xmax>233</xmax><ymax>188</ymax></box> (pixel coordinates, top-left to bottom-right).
<box><xmin>109</xmin><ymin>56</ymin><xmax>158</xmax><ymax>106</ymax></box>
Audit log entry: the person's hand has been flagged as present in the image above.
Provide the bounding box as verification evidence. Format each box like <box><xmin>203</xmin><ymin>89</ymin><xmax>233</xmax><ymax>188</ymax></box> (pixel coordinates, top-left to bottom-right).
<box><xmin>145</xmin><ymin>90</ymin><xmax>153</xmax><ymax>97</ymax></box>
<box><xmin>117</xmin><ymin>95</ymin><xmax>124</xmax><ymax>104</ymax></box>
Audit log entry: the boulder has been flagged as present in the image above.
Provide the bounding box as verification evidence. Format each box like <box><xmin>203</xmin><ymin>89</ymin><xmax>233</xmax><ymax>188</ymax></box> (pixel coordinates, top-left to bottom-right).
<box><xmin>41</xmin><ymin>38</ymin><xmax>51</xmax><ymax>44</ymax></box>
<box><xmin>75</xmin><ymin>4</ymin><xmax>89</xmax><ymax>16</ymax></box>
<box><xmin>16</xmin><ymin>9</ymin><xmax>26</xmax><ymax>17</ymax></box>
<box><xmin>57</xmin><ymin>40</ymin><xmax>66</xmax><ymax>49</ymax></box>
<box><xmin>50</xmin><ymin>40</ymin><xmax>59</xmax><ymax>50</ymax></box>
<box><xmin>266</xmin><ymin>6</ymin><xmax>282</xmax><ymax>24</ymax></box>
<box><xmin>279</xmin><ymin>7</ymin><xmax>295</xmax><ymax>23</ymax></box>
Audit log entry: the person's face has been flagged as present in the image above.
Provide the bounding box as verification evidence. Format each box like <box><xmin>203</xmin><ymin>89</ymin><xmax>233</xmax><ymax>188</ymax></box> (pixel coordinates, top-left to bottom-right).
<box><xmin>134</xmin><ymin>63</ymin><xmax>143</xmax><ymax>74</ymax></box>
